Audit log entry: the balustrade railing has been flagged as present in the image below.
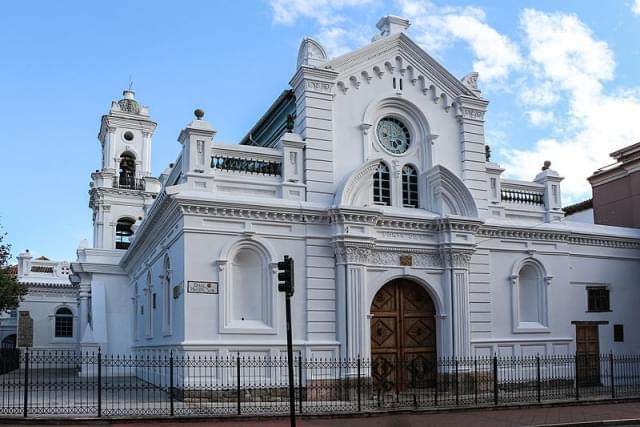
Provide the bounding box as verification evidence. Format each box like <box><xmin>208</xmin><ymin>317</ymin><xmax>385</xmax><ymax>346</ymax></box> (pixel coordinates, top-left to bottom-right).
<box><xmin>501</xmin><ymin>188</ymin><xmax>544</xmax><ymax>205</ymax></box>
<box><xmin>1</xmin><ymin>350</ymin><xmax>639</xmax><ymax>418</ymax></box>
<box><xmin>210</xmin><ymin>145</ymin><xmax>282</xmax><ymax>177</ymax></box>
<box><xmin>112</xmin><ymin>176</ymin><xmax>144</xmax><ymax>190</ymax></box>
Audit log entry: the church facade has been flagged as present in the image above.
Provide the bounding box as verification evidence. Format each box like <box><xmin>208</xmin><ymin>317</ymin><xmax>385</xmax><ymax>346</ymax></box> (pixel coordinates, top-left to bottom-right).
<box><xmin>8</xmin><ymin>16</ymin><xmax>640</xmax><ymax>368</ymax></box>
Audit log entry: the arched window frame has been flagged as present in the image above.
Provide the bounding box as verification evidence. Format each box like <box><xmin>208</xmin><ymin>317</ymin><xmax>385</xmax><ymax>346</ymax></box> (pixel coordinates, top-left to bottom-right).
<box><xmin>402</xmin><ymin>164</ymin><xmax>419</xmax><ymax>208</ymax></box>
<box><xmin>145</xmin><ymin>271</ymin><xmax>153</xmax><ymax>338</ymax></box>
<box><xmin>373</xmin><ymin>162</ymin><xmax>391</xmax><ymax>206</ymax></box>
<box><xmin>509</xmin><ymin>257</ymin><xmax>552</xmax><ymax>333</ymax></box>
<box><xmin>162</xmin><ymin>255</ymin><xmax>172</xmax><ymax>336</ymax></box>
<box><xmin>115</xmin><ymin>217</ymin><xmax>135</xmax><ymax>250</ymax></box>
<box><xmin>132</xmin><ymin>281</ymin><xmax>139</xmax><ymax>342</ymax></box>
<box><xmin>118</xmin><ymin>151</ymin><xmax>137</xmax><ymax>189</ymax></box>
<box><xmin>50</xmin><ymin>305</ymin><xmax>75</xmax><ymax>341</ymax></box>
<box><xmin>216</xmin><ymin>236</ymin><xmax>278</xmax><ymax>334</ymax></box>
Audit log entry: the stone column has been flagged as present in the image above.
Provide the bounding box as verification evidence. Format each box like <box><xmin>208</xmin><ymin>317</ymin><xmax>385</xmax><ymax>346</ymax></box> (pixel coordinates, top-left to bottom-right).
<box><xmin>78</xmin><ymin>282</ymin><xmax>91</xmax><ymax>340</ymax></box>
<box><xmin>336</xmin><ymin>246</ymin><xmax>369</xmax><ymax>363</ymax></box>
<box><xmin>443</xmin><ymin>250</ymin><xmax>472</xmax><ymax>358</ymax></box>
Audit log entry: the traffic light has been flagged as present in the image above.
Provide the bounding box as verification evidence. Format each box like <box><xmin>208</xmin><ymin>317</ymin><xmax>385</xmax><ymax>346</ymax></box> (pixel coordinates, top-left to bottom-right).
<box><xmin>277</xmin><ymin>255</ymin><xmax>294</xmax><ymax>296</ymax></box>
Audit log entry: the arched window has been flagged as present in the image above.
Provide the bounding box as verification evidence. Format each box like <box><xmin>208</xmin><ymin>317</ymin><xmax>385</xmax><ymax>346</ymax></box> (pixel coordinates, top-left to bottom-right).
<box><xmin>115</xmin><ymin>218</ymin><xmax>135</xmax><ymax>250</ymax></box>
<box><xmin>402</xmin><ymin>164</ymin><xmax>418</xmax><ymax>207</ymax></box>
<box><xmin>55</xmin><ymin>307</ymin><xmax>73</xmax><ymax>338</ymax></box>
<box><xmin>373</xmin><ymin>162</ymin><xmax>391</xmax><ymax>206</ymax></box>
<box><xmin>133</xmin><ymin>282</ymin><xmax>139</xmax><ymax>341</ymax></box>
<box><xmin>511</xmin><ymin>259</ymin><xmax>550</xmax><ymax>332</ymax></box>
<box><xmin>118</xmin><ymin>152</ymin><xmax>136</xmax><ymax>189</ymax></box>
<box><xmin>162</xmin><ymin>256</ymin><xmax>172</xmax><ymax>334</ymax></box>
<box><xmin>145</xmin><ymin>271</ymin><xmax>153</xmax><ymax>338</ymax></box>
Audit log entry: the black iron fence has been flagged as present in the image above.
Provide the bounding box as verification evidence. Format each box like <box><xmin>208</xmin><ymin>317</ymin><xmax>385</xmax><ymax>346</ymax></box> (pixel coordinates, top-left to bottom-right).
<box><xmin>1</xmin><ymin>349</ymin><xmax>639</xmax><ymax>418</ymax></box>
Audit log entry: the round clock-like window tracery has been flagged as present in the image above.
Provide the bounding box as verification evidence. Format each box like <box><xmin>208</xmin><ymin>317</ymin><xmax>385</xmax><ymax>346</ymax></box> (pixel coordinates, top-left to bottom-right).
<box><xmin>376</xmin><ymin>117</ymin><xmax>411</xmax><ymax>154</ymax></box>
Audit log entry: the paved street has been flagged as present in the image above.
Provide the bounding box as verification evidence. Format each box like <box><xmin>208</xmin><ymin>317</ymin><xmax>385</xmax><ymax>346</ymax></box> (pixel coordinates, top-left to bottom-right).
<box><xmin>4</xmin><ymin>401</ymin><xmax>640</xmax><ymax>426</ymax></box>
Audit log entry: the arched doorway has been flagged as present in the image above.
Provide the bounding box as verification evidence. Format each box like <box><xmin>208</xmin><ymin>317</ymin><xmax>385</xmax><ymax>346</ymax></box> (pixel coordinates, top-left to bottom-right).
<box><xmin>370</xmin><ymin>279</ymin><xmax>437</xmax><ymax>391</ymax></box>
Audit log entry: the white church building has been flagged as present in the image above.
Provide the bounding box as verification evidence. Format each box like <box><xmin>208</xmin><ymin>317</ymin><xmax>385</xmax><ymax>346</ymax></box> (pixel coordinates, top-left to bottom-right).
<box><xmin>6</xmin><ymin>16</ymin><xmax>640</xmax><ymax>370</ymax></box>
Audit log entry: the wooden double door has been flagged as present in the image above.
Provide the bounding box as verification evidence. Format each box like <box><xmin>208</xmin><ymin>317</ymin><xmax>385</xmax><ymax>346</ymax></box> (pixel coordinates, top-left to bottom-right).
<box><xmin>576</xmin><ymin>324</ymin><xmax>601</xmax><ymax>386</ymax></box>
<box><xmin>370</xmin><ymin>279</ymin><xmax>437</xmax><ymax>391</ymax></box>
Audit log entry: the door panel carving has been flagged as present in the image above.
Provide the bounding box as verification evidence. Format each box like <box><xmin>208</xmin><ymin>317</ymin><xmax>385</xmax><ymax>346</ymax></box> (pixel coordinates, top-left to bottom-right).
<box><xmin>370</xmin><ymin>279</ymin><xmax>436</xmax><ymax>391</ymax></box>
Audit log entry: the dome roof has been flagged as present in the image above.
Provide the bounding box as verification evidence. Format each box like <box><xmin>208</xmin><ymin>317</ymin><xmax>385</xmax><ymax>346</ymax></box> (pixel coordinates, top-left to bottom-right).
<box><xmin>117</xmin><ymin>89</ymin><xmax>140</xmax><ymax>114</ymax></box>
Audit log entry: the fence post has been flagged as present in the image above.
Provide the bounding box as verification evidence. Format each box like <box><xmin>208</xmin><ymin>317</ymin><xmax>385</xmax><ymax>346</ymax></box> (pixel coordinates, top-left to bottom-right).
<box><xmin>236</xmin><ymin>353</ymin><xmax>241</xmax><ymax>416</ymax></box>
<box><xmin>610</xmin><ymin>352</ymin><xmax>615</xmax><ymax>399</ymax></box>
<box><xmin>357</xmin><ymin>355</ymin><xmax>362</xmax><ymax>412</ymax></box>
<box><xmin>169</xmin><ymin>351</ymin><xmax>175</xmax><ymax>416</ymax></box>
<box><xmin>575</xmin><ymin>354</ymin><xmax>580</xmax><ymax>401</ymax></box>
<box><xmin>536</xmin><ymin>355</ymin><xmax>541</xmax><ymax>403</ymax></box>
<box><xmin>455</xmin><ymin>359</ymin><xmax>459</xmax><ymax>406</ymax></box>
<box><xmin>298</xmin><ymin>352</ymin><xmax>303</xmax><ymax>415</ymax></box>
<box><xmin>412</xmin><ymin>359</ymin><xmax>418</xmax><ymax>408</ymax></box>
<box><xmin>22</xmin><ymin>348</ymin><xmax>29</xmax><ymax>418</ymax></box>
<box><xmin>434</xmin><ymin>359</ymin><xmax>438</xmax><ymax>407</ymax></box>
<box><xmin>474</xmin><ymin>357</ymin><xmax>478</xmax><ymax>405</ymax></box>
<box><xmin>97</xmin><ymin>348</ymin><xmax>102</xmax><ymax>418</ymax></box>
<box><xmin>493</xmin><ymin>355</ymin><xmax>498</xmax><ymax>406</ymax></box>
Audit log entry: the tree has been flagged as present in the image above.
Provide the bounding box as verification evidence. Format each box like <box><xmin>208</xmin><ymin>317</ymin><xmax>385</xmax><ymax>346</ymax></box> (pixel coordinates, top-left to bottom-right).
<box><xmin>0</xmin><ymin>224</ymin><xmax>26</xmax><ymax>313</ymax></box>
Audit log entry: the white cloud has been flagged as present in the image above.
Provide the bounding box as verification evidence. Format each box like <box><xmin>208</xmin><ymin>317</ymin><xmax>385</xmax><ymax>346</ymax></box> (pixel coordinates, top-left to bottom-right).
<box><xmin>396</xmin><ymin>0</ymin><xmax>523</xmax><ymax>81</ymax></box>
<box><xmin>270</xmin><ymin>0</ymin><xmax>373</xmax><ymax>26</ymax></box>
<box><xmin>633</xmin><ymin>0</ymin><xmax>640</xmax><ymax>15</ymax></box>
<box><xmin>527</xmin><ymin>110</ymin><xmax>555</xmax><ymax>126</ymax></box>
<box><xmin>501</xmin><ymin>9</ymin><xmax>640</xmax><ymax>201</ymax></box>
<box><xmin>316</xmin><ymin>26</ymin><xmax>370</xmax><ymax>57</ymax></box>
<box><xmin>519</xmin><ymin>81</ymin><xmax>559</xmax><ymax>107</ymax></box>
<box><xmin>269</xmin><ymin>0</ymin><xmax>374</xmax><ymax>56</ymax></box>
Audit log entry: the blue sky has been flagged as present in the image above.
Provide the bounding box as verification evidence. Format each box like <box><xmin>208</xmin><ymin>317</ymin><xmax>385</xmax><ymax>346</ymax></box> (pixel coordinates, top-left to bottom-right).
<box><xmin>1</xmin><ymin>0</ymin><xmax>639</xmax><ymax>262</ymax></box>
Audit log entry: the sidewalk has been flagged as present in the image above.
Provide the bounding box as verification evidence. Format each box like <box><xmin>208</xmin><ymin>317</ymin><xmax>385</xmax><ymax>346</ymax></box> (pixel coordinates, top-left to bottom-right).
<box><xmin>4</xmin><ymin>400</ymin><xmax>640</xmax><ymax>426</ymax></box>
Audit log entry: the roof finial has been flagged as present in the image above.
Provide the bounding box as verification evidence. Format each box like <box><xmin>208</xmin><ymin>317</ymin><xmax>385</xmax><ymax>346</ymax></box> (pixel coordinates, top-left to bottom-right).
<box><xmin>128</xmin><ymin>74</ymin><xmax>134</xmax><ymax>91</ymax></box>
<box><xmin>542</xmin><ymin>160</ymin><xmax>551</xmax><ymax>171</ymax></box>
<box><xmin>194</xmin><ymin>108</ymin><xmax>205</xmax><ymax>120</ymax></box>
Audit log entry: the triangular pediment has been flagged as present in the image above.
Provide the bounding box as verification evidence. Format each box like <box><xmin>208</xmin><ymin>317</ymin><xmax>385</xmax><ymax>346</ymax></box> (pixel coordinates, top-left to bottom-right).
<box><xmin>324</xmin><ymin>33</ymin><xmax>480</xmax><ymax>107</ymax></box>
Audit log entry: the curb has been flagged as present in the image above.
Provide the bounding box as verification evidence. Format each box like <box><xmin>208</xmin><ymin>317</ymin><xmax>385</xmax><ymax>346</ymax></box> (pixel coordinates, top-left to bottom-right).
<box><xmin>2</xmin><ymin>397</ymin><xmax>640</xmax><ymax>424</ymax></box>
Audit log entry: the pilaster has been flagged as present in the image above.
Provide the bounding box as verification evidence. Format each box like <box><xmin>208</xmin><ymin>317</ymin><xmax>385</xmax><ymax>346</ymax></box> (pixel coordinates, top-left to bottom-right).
<box><xmin>456</xmin><ymin>95</ymin><xmax>490</xmax><ymax>215</ymax></box>
<box><xmin>290</xmin><ymin>66</ymin><xmax>338</xmax><ymax>204</ymax></box>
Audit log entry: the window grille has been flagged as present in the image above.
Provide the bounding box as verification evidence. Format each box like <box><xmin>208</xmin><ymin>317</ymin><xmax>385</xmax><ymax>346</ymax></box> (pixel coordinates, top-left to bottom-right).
<box><xmin>402</xmin><ymin>165</ymin><xmax>418</xmax><ymax>207</ymax></box>
<box><xmin>587</xmin><ymin>287</ymin><xmax>610</xmax><ymax>312</ymax></box>
<box><xmin>373</xmin><ymin>162</ymin><xmax>391</xmax><ymax>206</ymax></box>
<box><xmin>54</xmin><ymin>308</ymin><xmax>73</xmax><ymax>338</ymax></box>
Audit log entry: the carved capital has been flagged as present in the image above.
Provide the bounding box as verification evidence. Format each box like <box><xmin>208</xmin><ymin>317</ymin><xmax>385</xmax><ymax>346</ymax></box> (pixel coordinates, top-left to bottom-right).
<box><xmin>441</xmin><ymin>250</ymin><xmax>473</xmax><ymax>269</ymax></box>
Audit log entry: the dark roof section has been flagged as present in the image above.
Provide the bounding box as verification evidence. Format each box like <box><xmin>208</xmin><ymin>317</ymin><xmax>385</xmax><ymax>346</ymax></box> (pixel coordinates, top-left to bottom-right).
<box><xmin>562</xmin><ymin>198</ymin><xmax>593</xmax><ymax>215</ymax></box>
<box><xmin>239</xmin><ymin>90</ymin><xmax>296</xmax><ymax>148</ymax></box>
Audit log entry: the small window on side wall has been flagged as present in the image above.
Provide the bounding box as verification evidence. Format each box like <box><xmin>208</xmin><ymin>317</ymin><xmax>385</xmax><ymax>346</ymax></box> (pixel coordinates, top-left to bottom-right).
<box><xmin>55</xmin><ymin>307</ymin><xmax>73</xmax><ymax>338</ymax></box>
<box><xmin>614</xmin><ymin>324</ymin><xmax>624</xmax><ymax>342</ymax></box>
<box><xmin>587</xmin><ymin>287</ymin><xmax>610</xmax><ymax>312</ymax></box>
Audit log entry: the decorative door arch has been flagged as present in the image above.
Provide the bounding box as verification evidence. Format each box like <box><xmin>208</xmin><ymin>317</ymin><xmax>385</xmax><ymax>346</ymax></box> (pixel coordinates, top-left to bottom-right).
<box><xmin>370</xmin><ymin>279</ymin><xmax>437</xmax><ymax>391</ymax></box>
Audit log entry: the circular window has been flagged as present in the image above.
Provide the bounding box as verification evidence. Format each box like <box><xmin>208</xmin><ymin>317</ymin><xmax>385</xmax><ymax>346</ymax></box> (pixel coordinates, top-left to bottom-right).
<box><xmin>376</xmin><ymin>117</ymin><xmax>411</xmax><ymax>154</ymax></box>
<box><xmin>123</xmin><ymin>131</ymin><xmax>134</xmax><ymax>141</ymax></box>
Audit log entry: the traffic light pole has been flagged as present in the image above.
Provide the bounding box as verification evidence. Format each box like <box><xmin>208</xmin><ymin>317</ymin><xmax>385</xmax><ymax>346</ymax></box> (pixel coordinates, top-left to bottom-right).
<box><xmin>278</xmin><ymin>255</ymin><xmax>296</xmax><ymax>427</ymax></box>
<box><xmin>285</xmin><ymin>291</ymin><xmax>296</xmax><ymax>427</ymax></box>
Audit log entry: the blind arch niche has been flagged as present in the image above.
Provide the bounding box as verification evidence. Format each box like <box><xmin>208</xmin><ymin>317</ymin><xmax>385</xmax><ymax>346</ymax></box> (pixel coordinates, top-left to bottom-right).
<box><xmin>510</xmin><ymin>257</ymin><xmax>552</xmax><ymax>333</ymax></box>
<box><xmin>217</xmin><ymin>237</ymin><xmax>278</xmax><ymax>334</ymax></box>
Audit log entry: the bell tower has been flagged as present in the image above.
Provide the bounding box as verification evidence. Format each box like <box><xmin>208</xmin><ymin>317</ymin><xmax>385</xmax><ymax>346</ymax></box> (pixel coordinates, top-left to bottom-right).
<box><xmin>90</xmin><ymin>89</ymin><xmax>161</xmax><ymax>250</ymax></box>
